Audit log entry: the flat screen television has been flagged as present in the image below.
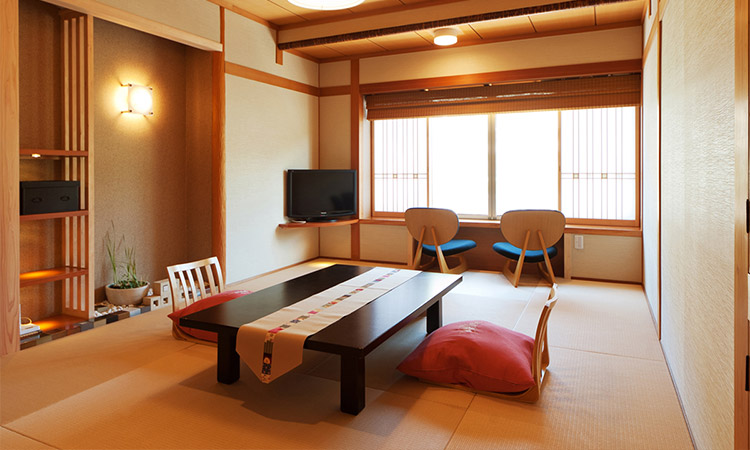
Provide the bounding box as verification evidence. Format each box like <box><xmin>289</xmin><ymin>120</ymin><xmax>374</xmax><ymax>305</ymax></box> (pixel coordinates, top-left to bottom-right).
<box><xmin>286</xmin><ymin>169</ymin><xmax>357</xmax><ymax>221</ymax></box>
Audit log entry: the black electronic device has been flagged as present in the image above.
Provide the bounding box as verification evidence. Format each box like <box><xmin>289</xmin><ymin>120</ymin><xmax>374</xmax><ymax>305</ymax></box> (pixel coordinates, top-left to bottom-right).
<box><xmin>20</xmin><ymin>180</ymin><xmax>80</xmax><ymax>215</ymax></box>
<box><xmin>286</xmin><ymin>169</ymin><xmax>357</xmax><ymax>221</ymax></box>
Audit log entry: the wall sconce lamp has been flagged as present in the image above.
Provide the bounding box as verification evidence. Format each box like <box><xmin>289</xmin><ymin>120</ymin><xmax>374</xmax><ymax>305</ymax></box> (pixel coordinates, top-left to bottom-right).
<box><xmin>124</xmin><ymin>84</ymin><xmax>153</xmax><ymax>115</ymax></box>
<box><xmin>433</xmin><ymin>27</ymin><xmax>459</xmax><ymax>46</ymax></box>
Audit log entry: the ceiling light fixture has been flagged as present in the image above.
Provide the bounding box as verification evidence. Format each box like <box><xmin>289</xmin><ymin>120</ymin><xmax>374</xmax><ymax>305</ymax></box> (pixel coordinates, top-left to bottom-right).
<box><xmin>433</xmin><ymin>27</ymin><xmax>459</xmax><ymax>46</ymax></box>
<box><xmin>288</xmin><ymin>0</ymin><xmax>364</xmax><ymax>10</ymax></box>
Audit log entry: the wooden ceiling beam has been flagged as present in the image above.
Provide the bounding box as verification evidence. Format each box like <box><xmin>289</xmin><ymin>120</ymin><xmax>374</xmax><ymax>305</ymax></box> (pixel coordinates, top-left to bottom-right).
<box><xmin>278</xmin><ymin>0</ymin><xmax>637</xmax><ymax>50</ymax></box>
<box><xmin>278</xmin><ymin>0</ymin><xmax>631</xmax><ymax>50</ymax></box>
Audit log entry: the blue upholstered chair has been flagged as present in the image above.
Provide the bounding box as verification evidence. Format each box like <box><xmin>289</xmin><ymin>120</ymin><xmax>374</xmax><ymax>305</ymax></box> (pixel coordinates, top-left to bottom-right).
<box><xmin>494</xmin><ymin>210</ymin><xmax>565</xmax><ymax>287</ymax></box>
<box><xmin>405</xmin><ymin>207</ymin><xmax>476</xmax><ymax>274</ymax></box>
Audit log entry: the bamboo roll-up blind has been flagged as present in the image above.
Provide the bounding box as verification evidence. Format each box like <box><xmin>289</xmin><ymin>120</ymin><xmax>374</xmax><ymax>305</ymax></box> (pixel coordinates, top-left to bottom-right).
<box><xmin>365</xmin><ymin>73</ymin><xmax>641</xmax><ymax>120</ymax></box>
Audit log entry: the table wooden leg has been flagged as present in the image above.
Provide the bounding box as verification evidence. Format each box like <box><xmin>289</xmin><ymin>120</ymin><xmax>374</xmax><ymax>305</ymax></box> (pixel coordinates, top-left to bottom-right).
<box><xmin>426</xmin><ymin>297</ymin><xmax>443</xmax><ymax>334</ymax></box>
<box><xmin>217</xmin><ymin>331</ymin><xmax>240</xmax><ymax>384</ymax></box>
<box><xmin>340</xmin><ymin>354</ymin><xmax>365</xmax><ymax>415</ymax></box>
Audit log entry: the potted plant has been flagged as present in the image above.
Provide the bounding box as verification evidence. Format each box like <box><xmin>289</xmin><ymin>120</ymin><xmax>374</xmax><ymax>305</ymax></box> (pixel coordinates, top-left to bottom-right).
<box><xmin>104</xmin><ymin>223</ymin><xmax>149</xmax><ymax>306</ymax></box>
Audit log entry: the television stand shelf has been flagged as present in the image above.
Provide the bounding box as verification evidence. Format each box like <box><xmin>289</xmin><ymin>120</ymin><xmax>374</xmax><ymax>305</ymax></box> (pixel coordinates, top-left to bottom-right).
<box><xmin>278</xmin><ymin>219</ymin><xmax>358</xmax><ymax>229</ymax></box>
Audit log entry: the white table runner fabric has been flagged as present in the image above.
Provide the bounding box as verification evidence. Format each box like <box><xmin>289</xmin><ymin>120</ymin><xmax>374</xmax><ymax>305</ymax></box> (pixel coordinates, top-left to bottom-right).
<box><xmin>236</xmin><ymin>267</ymin><xmax>420</xmax><ymax>383</ymax></box>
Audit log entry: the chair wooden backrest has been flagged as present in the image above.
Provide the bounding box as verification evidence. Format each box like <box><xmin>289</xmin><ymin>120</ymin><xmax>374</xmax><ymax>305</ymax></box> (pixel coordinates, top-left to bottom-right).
<box><xmin>405</xmin><ymin>207</ymin><xmax>459</xmax><ymax>246</ymax></box>
<box><xmin>530</xmin><ymin>283</ymin><xmax>558</xmax><ymax>395</ymax></box>
<box><xmin>500</xmin><ymin>209</ymin><xmax>565</xmax><ymax>251</ymax></box>
<box><xmin>166</xmin><ymin>256</ymin><xmax>225</xmax><ymax>314</ymax></box>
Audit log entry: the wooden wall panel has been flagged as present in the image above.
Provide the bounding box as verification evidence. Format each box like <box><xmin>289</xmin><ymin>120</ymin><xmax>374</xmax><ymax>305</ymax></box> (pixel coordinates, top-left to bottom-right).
<box><xmin>1</xmin><ymin>0</ymin><xmax>21</xmax><ymax>355</ymax></box>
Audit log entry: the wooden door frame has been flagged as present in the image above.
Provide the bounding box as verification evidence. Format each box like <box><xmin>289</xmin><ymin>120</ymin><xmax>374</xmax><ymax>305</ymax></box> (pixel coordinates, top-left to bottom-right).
<box><xmin>736</xmin><ymin>0</ymin><xmax>750</xmax><ymax>448</ymax></box>
<box><xmin>0</xmin><ymin>0</ymin><xmax>20</xmax><ymax>356</ymax></box>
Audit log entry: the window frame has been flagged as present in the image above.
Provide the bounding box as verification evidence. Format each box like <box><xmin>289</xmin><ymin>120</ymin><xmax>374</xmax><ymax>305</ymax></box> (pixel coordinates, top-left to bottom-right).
<box><xmin>368</xmin><ymin>107</ymin><xmax>641</xmax><ymax>228</ymax></box>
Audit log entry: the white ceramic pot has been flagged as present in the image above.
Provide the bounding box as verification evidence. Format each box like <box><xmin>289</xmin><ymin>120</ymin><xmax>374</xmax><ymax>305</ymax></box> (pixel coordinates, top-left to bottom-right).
<box><xmin>105</xmin><ymin>283</ymin><xmax>149</xmax><ymax>306</ymax></box>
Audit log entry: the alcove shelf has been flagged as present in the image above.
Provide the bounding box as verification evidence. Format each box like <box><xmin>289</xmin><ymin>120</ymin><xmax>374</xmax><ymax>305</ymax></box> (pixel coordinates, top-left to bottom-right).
<box><xmin>20</xmin><ymin>267</ymin><xmax>88</xmax><ymax>288</ymax></box>
<box><xmin>278</xmin><ymin>219</ymin><xmax>359</xmax><ymax>229</ymax></box>
<box><xmin>20</xmin><ymin>210</ymin><xmax>89</xmax><ymax>222</ymax></box>
<box><xmin>20</xmin><ymin>148</ymin><xmax>89</xmax><ymax>158</ymax></box>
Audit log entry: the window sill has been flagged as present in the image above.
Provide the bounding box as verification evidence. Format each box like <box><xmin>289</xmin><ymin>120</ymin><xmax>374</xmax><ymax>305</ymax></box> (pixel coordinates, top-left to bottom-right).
<box><xmin>359</xmin><ymin>218</ymin><xmax>642</xmax><ymax>237</ymax></box>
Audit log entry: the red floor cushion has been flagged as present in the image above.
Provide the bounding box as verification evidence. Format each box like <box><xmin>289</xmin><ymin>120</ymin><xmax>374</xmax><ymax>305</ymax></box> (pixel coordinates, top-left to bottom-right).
<box><xmin>398</xmin><ymin>320</ymin><xmax>535</xmax><ymax>392</ymax></box>
<box><xmin>168</xmin><ymin>290</ymin><xmax>251</xmax><ymax>342</ymax></box>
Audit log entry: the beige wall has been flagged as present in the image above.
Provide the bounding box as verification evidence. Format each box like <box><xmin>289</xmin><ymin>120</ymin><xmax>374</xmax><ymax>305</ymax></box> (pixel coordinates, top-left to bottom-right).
<box><xmin>222</xmin><ymin>11</ymin><xmax>320</xmax><ymax>283</ymax></box>
<box><xmin>360</xmin><ymin>26</ymin><xmax>642</xmax><ymax>84</ymax></box>
<box><xmin>94</xmin><ymin>19</ymin><xmax>212</xmax><ymax>299</ymax></box>
<box><xmin>659</xmin><ymin>0</ymin><xmax>735</xmax><ymax>448</ymax></box>
<box><xmin>642</xmin><ymin>26</ymin><xmax>660</xmax><ymax>327</ymax></box>
<box><xmin>224</xmin><ymin>75</ymin><xmax>319</xmax><ymax>282</ymax></box>
<box><xmin>224</xmin><ymin>10</ymin><xmax>317</xmax><ymax>85</ymax></box>
<box><xmin>569</xmin><ymin>235</ymin><xmax>642</xmax><ymax>283</ymax></box>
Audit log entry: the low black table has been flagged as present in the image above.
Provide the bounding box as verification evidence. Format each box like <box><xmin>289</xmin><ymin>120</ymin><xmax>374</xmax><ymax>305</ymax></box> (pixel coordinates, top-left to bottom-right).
<box><xmin>180</xmin><ymin>264</ymin><xmax>462</xmax><ymax>415</ymax></box>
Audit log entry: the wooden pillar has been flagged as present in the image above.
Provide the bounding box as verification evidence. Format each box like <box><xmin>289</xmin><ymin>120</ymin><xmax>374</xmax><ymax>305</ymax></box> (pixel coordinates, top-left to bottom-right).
<box><xmin>212</xmin><ymin>7</ymin><xmax>226</xmax><ymax>272</ymax></box>
<box><xmin>1</xmin><ymin>0</ymin><xmax>20</xmax><ymax>355</ymax></box>
<box><xmin>350</xmin><ymin>59</ymin><xmax>361</xmax><ymax>260</ymax></box>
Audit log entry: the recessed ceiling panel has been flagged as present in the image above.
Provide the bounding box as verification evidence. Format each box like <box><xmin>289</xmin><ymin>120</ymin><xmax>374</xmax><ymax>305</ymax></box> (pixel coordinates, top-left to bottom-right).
<box><xmin>529</xmin><ymin>7</ymin><xmax>596</xmax><ymax>33</ymax></box>
<box><xmin>469</xmin><ymin>16</ymin><xmax>535</xmax><ymax>40</ymax></box>
<box><xmin>595</xmin><ymin>0</ymin><xmax>644</xmax><ymax>25</ymax></box>
<box><xmin>367</xmin><ymin>31</ymin><xmax>432</xmax><ymax>51</ymax></box>
<box><xmin>324</xmin><ymin>38</ymin><xmax>387</xmax><ymax>55</ymax></box>
<box><xmin>295</xmin><ymin>45</ymin><xmax>347</xmax><ymax>59</ymax></box>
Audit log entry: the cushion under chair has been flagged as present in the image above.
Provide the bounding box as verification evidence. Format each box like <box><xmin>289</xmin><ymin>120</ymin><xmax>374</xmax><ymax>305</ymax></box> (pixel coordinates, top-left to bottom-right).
<box><xmin>398</xmin><ymin>320</ymin><xmax>535</xmax><ymax>393</ymax></box>
<box><xmin>422</xmin><ymin>239</ymin><xmax>477</xmax><ymax>257</ymax></box>
<box><xmin>492</xmin><ymin>241</ymin><xmax>558</xmax><ymax>263</ymax></box>
<box><xmin>167</xmin><ymin>290</ymin><xmax>251</xmax><ymax>342</ymax></box>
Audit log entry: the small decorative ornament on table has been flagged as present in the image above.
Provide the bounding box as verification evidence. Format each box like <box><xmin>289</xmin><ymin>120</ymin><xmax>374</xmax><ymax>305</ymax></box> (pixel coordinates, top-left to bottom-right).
<box><xmin>104</xmin><ymin>222</ymin><xmax>149</xmax><ymax>306</ymax></box>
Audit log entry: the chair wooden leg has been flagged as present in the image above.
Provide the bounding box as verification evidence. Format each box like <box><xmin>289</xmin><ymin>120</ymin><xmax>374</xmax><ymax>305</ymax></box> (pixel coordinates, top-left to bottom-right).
<box><xmin>537</xmin><ymin>232</ymin><xmax>556</xmax><ymax>285</ymax></box>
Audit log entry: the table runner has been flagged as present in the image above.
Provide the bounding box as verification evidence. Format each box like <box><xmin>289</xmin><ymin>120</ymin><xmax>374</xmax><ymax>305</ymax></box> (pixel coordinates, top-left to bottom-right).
<box><xmin>236</xmin><ymin>267</ymin><xmax>420</xmax><ymax>383</ymax></box>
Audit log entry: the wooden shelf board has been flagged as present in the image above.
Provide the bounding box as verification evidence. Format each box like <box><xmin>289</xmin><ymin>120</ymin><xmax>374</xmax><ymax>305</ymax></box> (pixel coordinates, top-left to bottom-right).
<box><xmin>20</xmin><ymin>210</ymin><xmax>88</xmax><ymax>221</ymax></box>
<box><xmin>33</xmin><ymin>314</ymin><xmax>88</xmax><ymax>333</ymax></box>
<box><xmin>278</xmin><ymin>218</ymin><xmax>359</xmax><ymax>228</ymax></box>
<box><xmin>20</xmin><ymin>148</ymin><xmax>89</xmax><ymax>157</ymax></box>
<box><xmin>20</xmin><ymin>266</ymin><xmax>88</xmax><ymax>287</ymax></box>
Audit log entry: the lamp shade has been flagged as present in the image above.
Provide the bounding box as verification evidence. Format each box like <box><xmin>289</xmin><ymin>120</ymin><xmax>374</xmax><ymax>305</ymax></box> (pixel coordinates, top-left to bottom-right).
<box><xmin>433</xmin><ymin>27</ymin><xmax>459</xmax><ymax>46</ymax></box>
<box><xmin>126</xmin><ymin>84</ymin><xmax>153</xmax><ymax>115</ymax></box>
<box><xmin>288</xmin><ymin>0</ymin><xmax>364</xmax><ymax>10</ymax></box>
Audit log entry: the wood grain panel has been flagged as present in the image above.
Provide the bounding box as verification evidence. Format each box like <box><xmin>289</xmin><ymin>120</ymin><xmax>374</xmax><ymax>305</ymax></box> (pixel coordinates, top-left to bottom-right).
<box><xmin>530</xmin><ymin>7</ymin><xmax>596</xmax><ymax>32</ymax></box>
<box><xmin>351</xmin><ymin>59</ymin><xmax>362</xmax><ymax>261</ymax></box>
<box><xmin>213</xmin><ymin>8</ymin><xmax>227</xmax><ymax>275</ymax></box>
<box><xmin>1</xmin><ymin>0</ymin><xmax>20</xmax><ymax>356</ymax></box>
<box><xmin>595</xmin><ymin>0</ymin><xmax>644</xmax><ymax>25</ymax></box>
<box><xmin>469</xmin><ymin>16</ymin><xmax>535</xmax><ymax>39</ymax></box>
<box><xmin>366</xmin><ymin>31</ymin><xmax>430</xmax><ymax>51</ymax></box>
<box><xmin>734</xmin><ymin>0</ymin><xmax>750</xmax><ymax>446</ymax></box>
<box><xmin>360</xmin><ymin>59</ymin><xmax>642</xmax><ymax>94</ymax></box>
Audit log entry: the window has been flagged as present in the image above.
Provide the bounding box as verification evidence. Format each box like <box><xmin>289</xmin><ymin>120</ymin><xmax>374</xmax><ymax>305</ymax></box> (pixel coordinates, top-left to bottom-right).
<box><xmin>371</xmin><ymin>107</ymin><xmax>639</xmax><ymax>225</ymax></box>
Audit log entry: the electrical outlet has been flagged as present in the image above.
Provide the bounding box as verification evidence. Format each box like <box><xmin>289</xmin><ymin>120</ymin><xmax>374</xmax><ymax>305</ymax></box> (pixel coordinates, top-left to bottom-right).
<box><xmin>574</xmin><ymin>235</ymin><xmax>584</xmax><ymax>250</ymax></box>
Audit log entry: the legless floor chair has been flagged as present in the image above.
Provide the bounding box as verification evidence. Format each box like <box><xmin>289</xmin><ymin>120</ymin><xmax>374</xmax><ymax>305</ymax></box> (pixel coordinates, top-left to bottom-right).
<box><xmin>398</xmin><ymin>284</ymin><xmax>559</xmax><ymax>403</ymax></box>
<box><xmin>166</xmin><ymin>257</ymin><xmax>249</xmax><ymax>345</ymax></box>
<box><xmin>405</xmin><ymin>207</ymin><xmax>476</xmax><ymax>274</ymax></box>
<box><xmin>493</xmin><ymin>209</ymin><xmax>565</xmax><ymax>287</ymax></box>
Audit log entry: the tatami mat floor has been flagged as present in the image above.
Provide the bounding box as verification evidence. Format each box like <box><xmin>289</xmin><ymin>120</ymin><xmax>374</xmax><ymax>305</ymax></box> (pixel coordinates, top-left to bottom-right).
<box><xmin>0</xmin><ymin>260</ymin><xmax>693</xmax><ymax>449</ymax></box>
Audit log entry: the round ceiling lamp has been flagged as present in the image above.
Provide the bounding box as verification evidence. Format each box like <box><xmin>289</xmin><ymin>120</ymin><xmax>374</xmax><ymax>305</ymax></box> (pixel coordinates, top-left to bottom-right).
<box><xmin>288</xmin><ymin>0</ymin><xmax>365</xmax><ymax>10</ymax></box>
<box><xmin>433</xmin><ymin>27</ymin><xmax>459</xmax><ymax>46</ymax></box>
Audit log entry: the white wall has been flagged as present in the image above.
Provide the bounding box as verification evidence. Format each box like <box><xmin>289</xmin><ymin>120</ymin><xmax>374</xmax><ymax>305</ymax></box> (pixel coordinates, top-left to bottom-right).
<box><xmin>659</xmin><ymin>0</ymin><xmax>735</xmax><ymax>448</ymax></box>
<box><xmin>224</xmin><ymin>11</ymin><xmax>320</xmax><ymax>282</ymax></box>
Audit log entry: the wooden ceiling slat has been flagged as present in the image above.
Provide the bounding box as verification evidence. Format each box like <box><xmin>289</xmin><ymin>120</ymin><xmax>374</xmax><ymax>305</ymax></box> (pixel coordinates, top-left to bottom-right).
<box><xmin>529</xmin><ymin>7</ymin><xmax>596</xmax><ymax>33</ymax></box>
<box><xmin>595</xmin><ymin>0</ymin><xmax>644</xmax><ymax>25</ymax></box>
<box><xmin>278</xmin><ymin>0</ymin><xmax>639</xmax><ymax>49</ymax></box>
<box><xmin>469</xmin><ymin>16</ymin><xmax>536</xmax><ymax>39</ymax></box>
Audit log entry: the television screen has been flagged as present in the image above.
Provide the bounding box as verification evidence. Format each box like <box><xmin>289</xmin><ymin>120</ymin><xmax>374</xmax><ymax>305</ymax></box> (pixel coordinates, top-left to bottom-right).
<box><xmin>286</xmin><ymin>169</ymin><xmax>357</xmax><ymax>221</ymax></box>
